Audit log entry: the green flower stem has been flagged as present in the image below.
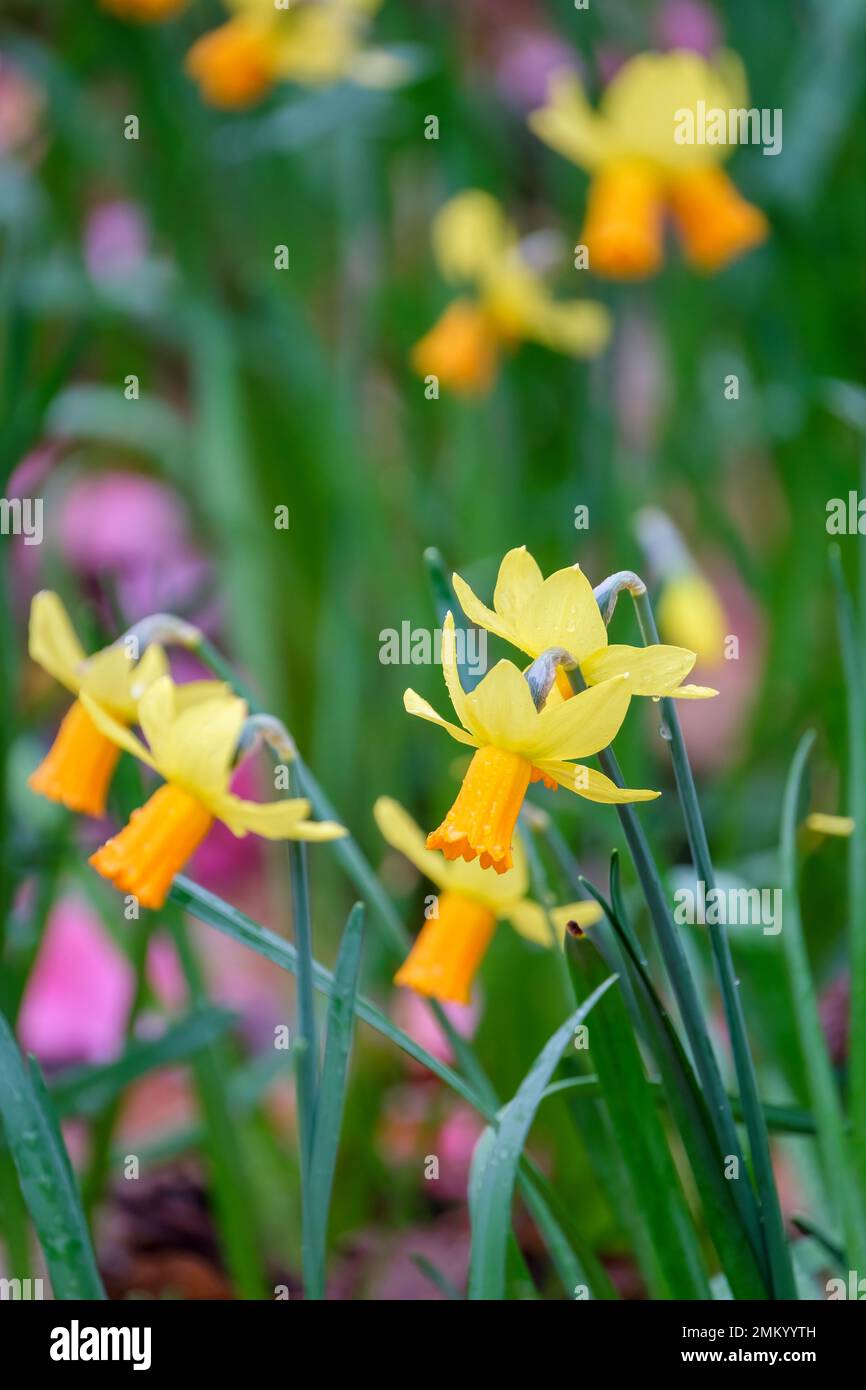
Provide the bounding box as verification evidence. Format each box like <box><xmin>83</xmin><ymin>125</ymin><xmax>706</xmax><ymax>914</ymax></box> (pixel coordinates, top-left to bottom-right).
<box><xmin>565</xmin><ymin>667</ymin><xmax>769</xmax><ymax>1288</ymax></box>
<box><xmin>627</xmin><ymin>587</ymin><xmax>797</xmax><ymax>1300</ymax></box>
<box><xmin>195</xmin><ymin>636</ymin><xmax>498</xmax><ymax>1113</ymax></box>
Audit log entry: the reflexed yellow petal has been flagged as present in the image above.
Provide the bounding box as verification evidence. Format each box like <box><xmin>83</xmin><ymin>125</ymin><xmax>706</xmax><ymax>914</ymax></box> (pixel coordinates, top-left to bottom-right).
<box><xmin>441</xmin><ymin>613</ymin><xmax>474</xmax><ymax>733</ymax></box>
<box><xmin>29</xmin><ymin>591</ymin><xmax>86</xmax><ymax>693</ymax></box>
<box><xmin>492</xmin><ymin>546</ymin><xmax>544</xmax><ymax>625</ymax></box>
<box><xmin>528</xmin><ymin>71</ymin><xmax>613</xmax><ymax>172</ymax></box>
<box><xmin>130</xmin><ymin>643</ymin><xmax>170</xmax><ymax>696</ymax></box>
<box><xmin>373</xmin><ymin>795</ymin><xmax>452</xmax><ymax>888</ymax></box>
<box><xmin>506</xmin><ymin>896</ymin><xmax>602</xmax><ymax>947</ymax></box>
<box><xmin>452</xmin><ymin>572</ymin><xmax>517</xmax><ymax>647</ymax></box>
<box><xmin>172</xmin><ymin>680</ymin><xmax>231</xmax><ymax>710</ymax></box>
<box><xmin>600</xmin><ymin>50</ymin><xmax>748</xmax><ymax>171</ymax></box>
<box><xmin>216</xmin><ymin>793</ymin><xmax>346</xmax><ymax>840</ymax></box>
<box><xmin>464</xmin><ymin>660</ymin><xmax>540</xmax><ymax>750</ymax></box>
<box><xmin>582</xmin><ymin>642</ymin><xmax>696</xmax><ymax>696</ymax></box>
<box><xmin>518</xmin><ymin>565</ymin><xmax>608</xmax><ymax>660</ymax></box>
<box><xmin>535</xmin><ymin>759</ymin><xmax>660</xmax><ymax>803</ymax></box>
<box><xmin>804</xmin><ymin>813</ymin><xmax>855</xmax><ymax>838</ymax></box>
<box><xmin>519</xmin><ymin>295</ymin><xmax>612</xmax><ymax>358</ymax></box>
<box><xmin>79</xmin><ymin>691</ymin><xmax>157</xmax><ymax>772</ymax></box>
<box><xmin>431</xmin><ymin>190</ymin><xmax>513</xmax><ymax>284</ymax></box>
<box><xmin>163</xmin><ymin>692</ymin><xmax>247</xmax><ymax>798</ymax></box>
<box><xmin>135</xmin><ymin>674</ymin><xmax>177</xmax><ymax>768</ymax></box>
<box><xmin>552</xmin><ymin>900</ymin><xmax>604</xmax><ymax>935</ymax></box>
<box><xmin>403</xmin><ymin>688</ymin><xmax>478</xmax><ymax>747</ymax></box>
<box><xmin>79</xmin><ymin>646</ymin><xmax>142</xmax><ymax>719</ymax></box>
<box><xmin>526</xmin><ymin>674</ymin><xmax>631</xmax><ymax>761</ymax></box>
<box><xmin>668</xmin><ymin>683</ymin><xmax>718</xmax><ymax>699</ymax></box>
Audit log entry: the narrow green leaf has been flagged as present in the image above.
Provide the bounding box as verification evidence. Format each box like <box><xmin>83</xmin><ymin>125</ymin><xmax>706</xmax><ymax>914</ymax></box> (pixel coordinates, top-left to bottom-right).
<box><xmin>565</xmin><ymin>930</ymin><xmax>711</xmax><ymax>1298</ymax></box>
<box><xmin>0</xmin><ymin>1010</ymin><xmax>104</xmax><ymax>1299</ymax></box>
<box><xmin>780</xmin><ymin>731</ymin><xmax>866</xmax><ymax>1270</ymax></box>
<box><xmin>830</xmin><ymin>548</ymin><xmax>866</xmax><ymax>1196</ymax></box>
<box><xmin>304</xmin><ymin>903</ymin><xmax>365</xmax><ymax>1300</ymax></box>
<box><xmin>467</xmin><ymin>978</ymin><xmax>616</xmax><ymax>1301</ymax></box>
<box><xmin>169</xmin><ymin>875</ymin><xmax>595</xmax><ymax>1291</ymax></box>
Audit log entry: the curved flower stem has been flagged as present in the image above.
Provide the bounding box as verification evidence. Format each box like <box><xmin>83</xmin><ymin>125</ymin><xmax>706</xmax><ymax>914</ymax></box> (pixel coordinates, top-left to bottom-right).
<box><xmin>194</xmin><ymin>637</ymin><xmax>498</xmax><ymax>1114</ymax></box>
<box><xmin>627</xmin><ymin>585</ymin><xmax>797</xmax><ymax>1300</ymax></box>
<box><xmin>565</xmin><ymin>665</ymin><xmax>770</xmax><ymax>1290</ymax></box>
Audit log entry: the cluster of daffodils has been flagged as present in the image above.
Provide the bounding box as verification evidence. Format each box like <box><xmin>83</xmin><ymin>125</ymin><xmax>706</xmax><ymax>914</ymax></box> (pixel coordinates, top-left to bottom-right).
<box><xmin>384</xmin><ymin>547</ymin><xmax>716</xmax><ymax>1004</ymax></box>
<box><xmin>411</xmin><ymin>191</ymin><xmax>611</xmax><ymax>395</ymax></box>
<box><xmin>413</xmin><ymin>51</ymin><xmax>769</xmax><ymax>393</ymax></box>
<box><xmin>528</xmin><ymin>51</ymin><xmax>768</xmax><ymax>279</ymax></box>
<box><xmin>27</xmin><ymin>593</ymin><xmax>345</xmax><ymax>910</ymax></box>
<box><xmin>100</xmin><ymin>0</ymin><xmax>402</xmax><ymax>111</ymax></box>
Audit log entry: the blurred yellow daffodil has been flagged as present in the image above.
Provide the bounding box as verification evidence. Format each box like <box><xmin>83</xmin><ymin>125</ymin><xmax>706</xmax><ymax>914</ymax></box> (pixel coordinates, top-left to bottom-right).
<box><xmin>453</xmin><ymin>546</ymin><xmax>716</xmax><ymax>702</ymax></box>
<box><xmin>376</xmin><ymin>796</ymin><xmax>601</xmax><ymax>1004</ymax></box>
<box><xmin>529</xmin><ymin>51</ymin><xmax>769</xmax><ymax>277</ymax></box>
<box><xmin>26</xmin><ymin>591</ymin><xmax>214</xmax><ymax>819</ymax></box>
<box><xmin>404</xmin><ymin>613</ymin><xmax>657</xmax><ymax>876</ymax></box>
<box><xmin>635</xmin><ymin>509</ymin><xmax>727</xmax><ymax>664</ymax></box>
<box><xmin>656</xmin><ymin>572</ymin><xmax>727</xmax><ymax>665</ymax></box>
<box><xmin>82</xmin><ymin>676</ymin><xmax>345</xmax><ymax>908</ymax></box>
<box><xmin>411</xmin><ymin>190</ymin><xmax>611</xmax><ymax>394</ymax></box>
<box><xmin>185</xmin><ymin>0</ymin><xmax>404</xmax><ymax>111</ymax></box>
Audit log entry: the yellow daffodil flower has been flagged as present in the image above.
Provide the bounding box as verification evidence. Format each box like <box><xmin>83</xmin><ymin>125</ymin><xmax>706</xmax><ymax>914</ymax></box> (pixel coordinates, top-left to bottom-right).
<box><xmin>452</xmin><ymin>546</ymin><xmax>716</xmax><ymax>703</ymax></box>
<box><xmin>185</xmin><ymin>0</ymin><xmax>404</xmax><ymax>111</ymax></box>
<box><xmin>26</xmin><ymin>591</ymin><xmax>210</xmax><ymax>819</ymax></box>
<box><xmin>411</xmin><ymin>190</ymin><xmax>611</xmax><ymax>394</ymax></box>
<box><xmin>81</xmin><ymin>676</ymin><xmax>345</xmax><ymax>909</ymax></box>
<box><xmin>101</xmin><ymin>0</ymin><xmax>187</xmax><ymax>20</ymax></box>
<box><xmin>404</xmin><ymin>613</ymin><xmax>657</xmax><ymax>877</ymax></box>
<box><xmin>634</xmin><ymin>508</ymin><xmax>727</xmax><ymax>664</ymax></box>
<box><xmin>528</xmin><ymin>51</ymin><xmax>769</xmax><ymax>278</ymax></box>
<box><xmin>376</xmin><ymin>796</ymin><xmax>601</xmax><ymax>1004</ymax></box>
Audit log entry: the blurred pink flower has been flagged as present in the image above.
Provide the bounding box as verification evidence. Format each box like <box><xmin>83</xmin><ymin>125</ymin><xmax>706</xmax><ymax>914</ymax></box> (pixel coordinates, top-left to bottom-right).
<box><xmin>434</xmin><ymin>1103</ymin><xmax>485</xmax><ymax>1202</ymax></box>
<box><xmin>495</xmin><ymin>29</ymin><xmax>580</xmax><ymax>112</ymax></box>
<box><xmin>654</xmin><ymin>0</ymin><xmax>721</xmax><ymax>56</ymax></box>
<box><xmin>57</xmin><ymin>470</ymin><xmax>213</xmax><ymax>624</ymax></box>
<box><xmin>0</xmin><ymin>57</ymin><xmax>45</xmax><ymax>158</ymax></box>
<box><xmin>84</xmin><ymin>201</ymin><xmax>149</xmax><ymax>282</ymax></box>
<box><xmin>392</xmin><ymin>990</ymin><xmax>479</xmax><ymax>1070</ymax></box>
<box><xmin>19</xmin><ymin>897</ymin><xmax>133</xmax><ymax>1067</ymax></box>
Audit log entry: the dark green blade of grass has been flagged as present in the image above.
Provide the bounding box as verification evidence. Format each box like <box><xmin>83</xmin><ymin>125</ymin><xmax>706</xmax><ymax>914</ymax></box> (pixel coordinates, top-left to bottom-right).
<box><xmin>575</xmin><ymin>874</ymin><xmax>768</xmax><ymax>1297</ymax></box>
<box><xmin>779</xmin><ymin>731</ymin><xmax>866</xmax><ymax>1270</ymax></box>
<box><xmin>830</xmin><ymin>548</ymin><xmax>866</xmax><ymax>1197</ymax></box>
<box><xmin>169</xmin><ymin>874</ymin><xmax>602</xmax><ymax>1293</ymax></box>
<box><xmin>633</xmin><ymin>587</ymin><xmax>796</xmax><ymax>1299</ymax></box>
<box><xmin>467</xmin><ymin>979</ymin><xmax>617</xmax><ymax>1301</ymax></box>
<box><xmin>542</xmin><ymin>821</ymin><xmax>769</xmax><ymax>1296</ymax></box>
<box><xmin>0</xmin><ymin>1009</ymin><xmax>104</xmax><ymax>1299</ymax></box>
<box><xmin>304</xmin><ymin>903</ymin><xmax>364</xmax><ymax>1301</ymax></box>
<box><xmin>542</xmin><ymin>1076</ymin><xmax>816</xmax><ymax>1136</ymax></box>
<box><xmin>565</xmin><ymin>930</ymin><xmax>711</xmax><ymax>1298</ymax></box>
<box><xmin>49</xmin><ymin>1006</ymin><xmax>236</xmax><ymax>1119</ymax></box>
<box><xmin>169</xmin><ymin>913</ymin><xmax>267</xmax><ymax>1300</ymax></box>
